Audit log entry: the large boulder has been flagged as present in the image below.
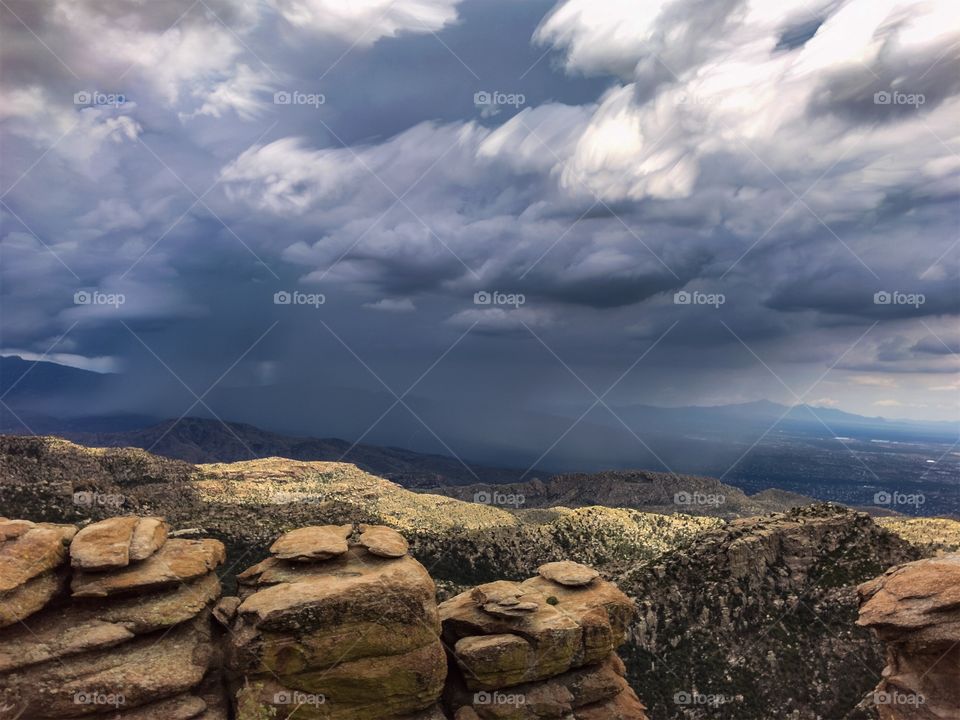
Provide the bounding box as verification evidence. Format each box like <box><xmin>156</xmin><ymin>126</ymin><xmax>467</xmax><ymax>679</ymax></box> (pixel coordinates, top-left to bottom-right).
<box><xmin>69</xmin><ymin>516</ymin><xmax>168</xmax><ymax>571</ymax></box>
<box><xmin>0</xmin><ymin>611</ymin><xmax>215</xmax><ymax>718</ymax></box>
<box><xmin>857</xmin><ymin>553</ymin><xmax>960</xmax><ymax>719</ymax></box>
<box><xmin>0</xmin><ymin>521</ymin><xmax>75</xmax><ymax>628</ymax></box>
<box><xmin>440</xmin><ymin>567</ymin><xmax>635</xmax><ymax>690</ymax></box>
<box><xmin>440</xmin><ymin>563</ymin><xmax>647</xmax><ymax>719</ymax></box>
<box><xmin>71</xmin><ymin>538</ymin><xmax>225</xmax><ymax>598</ymax></box>
<box><xmin>228</xmin><ymin>524</ymin><xmax>446</xmax><ymax>720</ymax></box>
<box><xmin>0</xmin><ymin>516</ymin><xmax>225</xmax><ymax>719</ymax></box>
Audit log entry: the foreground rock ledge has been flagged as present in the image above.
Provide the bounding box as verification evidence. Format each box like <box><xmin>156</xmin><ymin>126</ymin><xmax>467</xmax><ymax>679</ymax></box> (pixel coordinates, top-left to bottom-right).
<box><xmin>0</xmin><ymin>515</ymin><xmax>226</xmax><ymax>719</ymax></box>
<box><xmin>857</xmin><ymin>552</ymin><xmax>960</xmax><ymax>720</ymax></box>
<box><xmin>1</xmin><ymin>518</ymin><xmax>648</xmax><ymax>719</ymax></box>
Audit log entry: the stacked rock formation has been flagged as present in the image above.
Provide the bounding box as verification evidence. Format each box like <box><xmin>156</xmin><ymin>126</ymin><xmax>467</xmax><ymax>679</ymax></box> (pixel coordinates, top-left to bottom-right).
<box><xmin>224</xmin><ymin>523</ymin><xmax>447</xmax><ymax>719</ymax></box>
<box><xmin>856</xmin><ymin>553</ymin><xmax>960</xmax><ymax>720</ymax></box>
<box><xmin>440</xmin><ymin>560</ymin><xmax>648</xmax><ymax>719</ymax></box>
<box><xmin>0</xmin><ymin>515</ymin><xmax>226</xmax><ymax>719</ymax></box>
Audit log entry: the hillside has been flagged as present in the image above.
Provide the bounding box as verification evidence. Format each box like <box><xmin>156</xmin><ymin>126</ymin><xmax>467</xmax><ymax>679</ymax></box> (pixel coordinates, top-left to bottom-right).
<box><xmin>428</xmin><ymin>469</ymin><xmax>816</xmax><ymax>519</ymax></box>
<box><xmin>617</xmin><ymin>504</ymin><xmax>923</xmax><ymax>719</ymax></box>
<box><xmin>0</xmin><ymin>435</ymin><xmax>717</xmax><ymax>588</ymax></box>
<box><xmin>58</xmin><ymin>417</ymin><xmax>527</xmax><ymax>486</ymax></box>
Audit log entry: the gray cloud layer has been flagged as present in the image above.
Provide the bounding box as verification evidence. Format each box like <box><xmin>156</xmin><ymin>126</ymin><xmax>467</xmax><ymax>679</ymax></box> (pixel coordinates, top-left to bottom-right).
<box><xmin>1</xmin><ymin>0</ymin><xmax>958</xmax><ymax>448</ymax></box>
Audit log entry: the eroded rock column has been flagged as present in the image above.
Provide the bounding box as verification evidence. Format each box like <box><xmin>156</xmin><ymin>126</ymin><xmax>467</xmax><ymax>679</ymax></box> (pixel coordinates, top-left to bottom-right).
<box><xmin>440</xmin><ymin>560</ymin><xmax>649</xmax><ymax>719</ymax></box>
<box><xmin>224</xmin><ymin>523</ymin><xmax>447</xmax><ymax>719</ymax></box>
<box><xmin>0</xmin><ymin>515</ymin><xmax>226</xmax><ymax>718</ymax></box>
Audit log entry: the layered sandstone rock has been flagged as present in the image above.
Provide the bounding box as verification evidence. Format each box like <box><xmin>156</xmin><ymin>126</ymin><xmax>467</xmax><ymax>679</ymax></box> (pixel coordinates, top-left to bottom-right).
<box><xmin>440</xmin><ymin>561</ymin><xmax>648</xmax><ymax>719</ymax></box>
<box><xmin>856</xmin><ymin>553</ymin><xmax>960</xmax><ymax>720</ymax></box>
<box><xmin>227</xmin><ymin>523</ymin><xmax>447</xmax><ymax>720</ymax></box>
<box><xmin>0</xmin><ymin>516</ymin><xmax>226</xmax><ymax>719</ymax></box>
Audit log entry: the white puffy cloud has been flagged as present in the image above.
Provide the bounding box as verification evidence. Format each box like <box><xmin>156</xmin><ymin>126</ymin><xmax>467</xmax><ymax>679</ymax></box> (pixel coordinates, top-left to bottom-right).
<box><xmin>268</xmin><ymin>0</ymin><xmax>461</xmax><ymax>44</ymax></box>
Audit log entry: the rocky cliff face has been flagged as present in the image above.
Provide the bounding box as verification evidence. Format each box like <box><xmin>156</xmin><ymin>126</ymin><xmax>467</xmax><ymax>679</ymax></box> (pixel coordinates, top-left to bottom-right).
<box><xmin>856</xmin><ymin>554</ymin><xmax>960</xmax><ymax>720</ymax></box>
<box><xmin>0</xmin><ymin>517</ymin><xmax>647</xmax><ymax>720</ymax></box>
<box><xmin>0</xmin><ymin>516</ymin><xmax>226</xmax><ymax>719</ymax></box>
<box><xmin>616</xmin><ymin>504</ymin><xmax>923</xmax><ymax>720</ymax></box>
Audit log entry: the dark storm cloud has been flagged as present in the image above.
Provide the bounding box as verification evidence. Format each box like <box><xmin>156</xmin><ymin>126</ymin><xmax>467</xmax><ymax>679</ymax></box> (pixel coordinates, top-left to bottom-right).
<box><xmin>2</xmin><ymin>0</ymin><xmax>959</xmax><ymax>438</ymax></box>
<box><xmin>764</xmin><ymin>265</ymin><xmax>960</xmax><ymax>320</ymax></box>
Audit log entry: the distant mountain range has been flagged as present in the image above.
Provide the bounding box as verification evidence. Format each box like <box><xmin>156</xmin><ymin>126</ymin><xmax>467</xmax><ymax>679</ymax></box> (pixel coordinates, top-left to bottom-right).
<box><xmin>2</xmin><ymin>355</ymin><xmax>957</xmax><ymax>515</ymax></box>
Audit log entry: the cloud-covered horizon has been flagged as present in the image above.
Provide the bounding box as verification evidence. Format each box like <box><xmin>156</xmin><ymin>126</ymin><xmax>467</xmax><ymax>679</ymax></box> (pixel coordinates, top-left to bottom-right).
<box><xmin>1</xmin><ymin>0</ymin><xmax>958</xmax><ymax>446</ymax></box>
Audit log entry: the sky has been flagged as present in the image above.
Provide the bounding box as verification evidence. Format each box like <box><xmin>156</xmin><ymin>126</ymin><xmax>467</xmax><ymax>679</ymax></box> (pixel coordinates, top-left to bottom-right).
<box><xmin>1</xmin><ymin>0</ymin><xmax>958</xmax><ymax>459</ymax></box>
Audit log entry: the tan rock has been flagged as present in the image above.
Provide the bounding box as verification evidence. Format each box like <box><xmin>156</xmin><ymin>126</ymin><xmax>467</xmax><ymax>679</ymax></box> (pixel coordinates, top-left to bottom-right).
<box><xmin>0</xmin><ymin>573</ymin><xmax>221</xmax><ymax>672</ymax></box>
<box><xmin>235</xmin><ymin>548</ymin><xmax>437</xmax><ymax>633</ymax></box>
<box><xmin>70</xmin><ymin>516</ymin><xmax>168</xmax><ymax>570</ymax></box>
<box><xmin>269</xmin><ymin>524</ymin><xmax>352</xmax><ymax>561</ymax></box>
<box><xmin>108</xmin><ymin>693</ymin><xmax>207</xmax><ymax>719</ymax></box>
<box><xmin>0</xmin><ymin>612</ymin><xmax>215</xmax><ymax>718</ymax></box>
<box><xmin>0</xmin><ymin>570</ymin><xmax>65</xmax><ymax>629</ymax></box>
<box><xmin>212</xmin><ymin>596</ymin><xmax>240</xmax><ymax>627</ymax></box>
<box><xmin>70</xmin><ymin>516</ymin><xmax>140</xmax><ymax>570</ymax></box>
<box><xmin>72</xmin><ymin>539</ymin><xmax>225</xmax><ymax>598</ymax></box>
<box><xmin>233</xmin><ymin>641</ymin><xmax>446</xmax><ymax>720</ymax></box>
<box><xmin>441</xmin><ymin>587</ymin><xmax>580</xmax><ymax>689</ymax></box>
<box><xmin>471</xmin><ymin>580</ymin><xmax>540</xmax><ymax>619</ymax></box>
<box><xmin>858</xmin><ymin>553</ymin><xmax>960</xmax><ymax>720</ymax></box>
<box><xmin>574</xmin><ymin>686</ymin><xmax>649</xmax><ymax>720</ymax></box>
<box><xmin>0</xmin><ymin>527</ymin><xmax>69</xmax><ymax>593</ymax></box>
<box><xmin>448</xmin><ymin>653</ymin><xmax>638</xmax><ymax>720</ymax></box>
<box><xmin>442</xmin><ymin>574</ymin><xmax>636</xmax><ymax>690</ymax></box>
<box><xmin>452</xmin><ymin>634</ymin><xmax>532</xmax><ymax>689</ymax></box>
<box><xmin>359</xmin><ymin>524</ymin><xmax>410</xmax><ymax>558</ymax></box>
<box><xmin>538</xmin><ymin>561</ymin><xmax>600</xmax><ymax>587</ymax></box>
<box><xmin>858</xmin><ymin>553</ymin><xmax>960</xmax><ymax>639</ymax></box>
<box><xmin>0</xmin><ymin>518</ymin><xmax>36</xmax><ymax>541</ymax></box>
<box><xmin>129</xmin><ymin>517</ymin><xmax>169</xmax><ymax>562</ymax></box>
<box><xmin>230</xmin><ymin>548</ymin><xmax>440</xmax><ymax>679</ymax></box>
<box><xmin>521</xmin><ymin>574</ymin><xmax>635</xmax><ymax>651</ymax></box>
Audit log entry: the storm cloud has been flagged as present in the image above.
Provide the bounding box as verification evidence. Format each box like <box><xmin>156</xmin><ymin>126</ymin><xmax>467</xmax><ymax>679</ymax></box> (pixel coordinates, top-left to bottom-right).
<box><xmin>1</xmin><ymin>0</ymin><xmax>957</xmax><ymax>462</ymax></box>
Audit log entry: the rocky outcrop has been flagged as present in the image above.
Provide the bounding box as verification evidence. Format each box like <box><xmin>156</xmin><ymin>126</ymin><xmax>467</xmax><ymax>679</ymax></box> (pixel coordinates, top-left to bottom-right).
<box><xmin>617</xmin><ymin>504</ymin><xmax>922</xmax><ymax>720</ymax></box>
<box><xmin>440</xmin><ymin>561</ymin><xmax>648</xmax><ymax>719</ymax></box>
<box><xmin>0</xmin><ymin>516</ymin><xmax>226</xmax><ymax>719</ymax></box>
<box><xmin>226</xmin><ymin>524</ymin><xmax>447</xmax><ymax>720</ymax></box>
<box><xmin>856</xmin><ymin>553</ymin><xmax>960</xmax><ymax>719</ymax></box>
